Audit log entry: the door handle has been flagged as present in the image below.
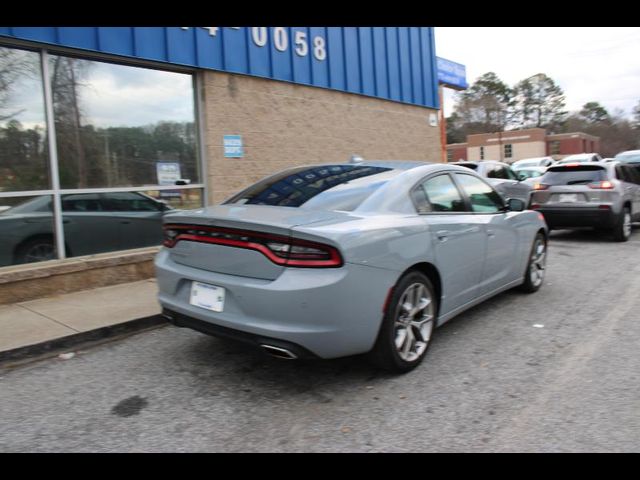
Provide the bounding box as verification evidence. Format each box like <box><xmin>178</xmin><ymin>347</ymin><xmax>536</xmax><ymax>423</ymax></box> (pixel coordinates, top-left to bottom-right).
<box><xmin>487</xmin><ymin>229</ymin><xmax>496</xmax><ymax>237</ymax></box>
<box><xmin>436</xmin><ymin>230</ymin><xmax>449</xmax><ymax>241</ymax></box>
<box><xmin>120</xmin><ymin>220</ymin><xmax>131</xmax><ymax>225</ymax></box>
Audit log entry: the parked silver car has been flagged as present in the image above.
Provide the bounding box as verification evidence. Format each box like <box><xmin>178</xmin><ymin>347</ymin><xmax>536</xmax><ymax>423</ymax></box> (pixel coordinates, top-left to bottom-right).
<box><xmin>156</xmin><ymin>160</ymin><xmax>548</xmax><ymax>373</ymax></box>
<box><xmin>530</xmin><ymin>161</ymin><xmax>640</xmax><ymax>241</ymax></box>
<box><xmin>454</xmin><ymin>160</ymin><xmax>534</xmax><ymax>205</ymax></box>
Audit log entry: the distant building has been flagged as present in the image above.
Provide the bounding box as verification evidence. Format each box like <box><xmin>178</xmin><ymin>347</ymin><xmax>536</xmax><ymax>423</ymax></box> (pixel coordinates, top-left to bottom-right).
<box><xmin>446</xmin><ymin>128</ymin><xmax>600</xmax><ymax>164</ymax></box>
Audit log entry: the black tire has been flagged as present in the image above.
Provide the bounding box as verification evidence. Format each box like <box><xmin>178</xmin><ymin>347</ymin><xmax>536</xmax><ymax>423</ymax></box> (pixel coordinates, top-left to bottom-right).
<box><xmin>368</xmin><ymin>271</ymin><xmax>438</xmax><ymax>373</ymax></box>
<box><xmin>519</xmin><ymin>232</ymin><xmax>547</xmax><ymax>293</ymax></box>
<box><xmin>611</xmin><ymin>207</ymin><xmax>632</xmax><ymax>242</ymax></box>
<box><xmin>14</xmin><ymin>236</ymin><xmax>56</xmax><ymax>264</ymax></box>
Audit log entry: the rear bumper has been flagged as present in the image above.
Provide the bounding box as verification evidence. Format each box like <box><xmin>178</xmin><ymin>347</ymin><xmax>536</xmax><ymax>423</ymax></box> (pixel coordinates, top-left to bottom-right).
<box><xmin>162</xmin><ymin>308</ymin><xmax>320</xmax><ymax>359</ymax></box>
<box><xmin>154</xmin><ymin>249</ymin><xmax>398</xmax><ymax>359</ymax></box>
<box><xmin>535</xmin><ymin>207</ymin><xmax>617</xmax><ymax>229</ymax></box>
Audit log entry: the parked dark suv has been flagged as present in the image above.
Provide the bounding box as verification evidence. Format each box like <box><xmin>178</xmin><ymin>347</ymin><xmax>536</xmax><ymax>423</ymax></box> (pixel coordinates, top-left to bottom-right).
<box><xmin>530</xmin><ymin>161</ymin><xmax>640</xmax><ymax>241</ymax></box>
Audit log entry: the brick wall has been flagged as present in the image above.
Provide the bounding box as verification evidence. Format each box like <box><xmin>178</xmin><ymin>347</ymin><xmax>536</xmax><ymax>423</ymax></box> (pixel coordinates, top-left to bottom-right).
<box><xmin>201</xmin><ymin>71</ymin><xmax>442</xmax><ymax>204</ymax></box>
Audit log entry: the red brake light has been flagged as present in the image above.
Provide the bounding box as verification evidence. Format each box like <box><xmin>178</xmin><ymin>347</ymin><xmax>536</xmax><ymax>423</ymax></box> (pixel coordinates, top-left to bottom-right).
<box><xmin>588</xmin><ymin>180</ymin><xmax>614</xmax><ymax>189</ymax></box>
<box><xmin>163</xmin><ymin>224</ymin><xmax>343</xmax><ymax>268</ymax></box>
<box><xmin>564</xmin><ymin>163</ymin><xmax>581</xmax><ymax>167</ymax></box>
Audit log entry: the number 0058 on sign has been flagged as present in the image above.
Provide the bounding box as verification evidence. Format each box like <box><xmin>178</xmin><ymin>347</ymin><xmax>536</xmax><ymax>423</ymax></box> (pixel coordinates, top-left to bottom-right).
<box><xmin>190</xmin><ymin>282</ymin><xmax>225</xmax><ymax>312</ymax></box>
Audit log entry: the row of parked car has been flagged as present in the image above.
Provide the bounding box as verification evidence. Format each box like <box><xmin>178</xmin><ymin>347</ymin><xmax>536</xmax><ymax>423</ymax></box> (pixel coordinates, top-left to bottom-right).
<box><xmin>453</xmin><ymin>149</ymin><xmax>640</xmax><ymax>242</ymax></box>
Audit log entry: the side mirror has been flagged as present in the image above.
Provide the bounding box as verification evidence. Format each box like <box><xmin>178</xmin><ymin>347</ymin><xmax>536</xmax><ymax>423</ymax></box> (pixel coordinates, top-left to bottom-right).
<box><xmin>507</xmin><ymin>198</ymin><xmax>526</xmax><ymax>211</ymax></box>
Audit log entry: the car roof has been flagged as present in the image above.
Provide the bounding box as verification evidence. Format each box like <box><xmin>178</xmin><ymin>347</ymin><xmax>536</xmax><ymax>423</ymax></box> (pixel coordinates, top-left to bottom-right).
<box><xmin>562</xmin><ymin>153</ymin><xmax>598</xmax><ymax>160</ymax></box>
<box><xmin>355</xmin><ymin>160</ymin><xmax>432</xmax><ymax>170</ymax></box>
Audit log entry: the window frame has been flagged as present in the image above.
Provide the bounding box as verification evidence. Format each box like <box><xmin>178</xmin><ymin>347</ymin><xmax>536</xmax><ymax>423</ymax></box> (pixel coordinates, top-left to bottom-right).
<box><xmin>410</xmin><ymin>172</ymin><xmax>470</xmax><ymax>215</ymax></box>
<box><xmin>410</xmin><ymin>170</ymin><xmax>507</xmax><ymax>216</ymax></box>
<box><xmin>451</xmin><ymin>172</ymin><xmax>506</xmax><ymax>214</ymax></box>
<box><xmin>504</xmin><ymin>143</ymin><xmax>513</xmax><ymax>159</ymax></box>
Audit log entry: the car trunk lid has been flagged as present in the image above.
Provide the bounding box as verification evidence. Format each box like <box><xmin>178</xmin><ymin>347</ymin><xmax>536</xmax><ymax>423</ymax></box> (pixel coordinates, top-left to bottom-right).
<box><xmin>163</xmin><ymin>205</ymin><xmax>350</xmax><ymax>280</ymax></box>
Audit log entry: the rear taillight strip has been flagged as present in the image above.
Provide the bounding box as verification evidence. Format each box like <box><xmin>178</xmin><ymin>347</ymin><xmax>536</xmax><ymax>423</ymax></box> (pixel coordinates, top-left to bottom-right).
<box><xmin>163</xmin><ymin>224</ymin><xmax>343</xmax><ymax>268</ymax></box>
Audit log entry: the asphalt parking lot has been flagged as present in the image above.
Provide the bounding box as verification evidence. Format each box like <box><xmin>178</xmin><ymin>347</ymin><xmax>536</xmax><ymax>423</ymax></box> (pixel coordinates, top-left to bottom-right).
<box><xmin>1</xmin><ymin>226</ymin><xmax>639</xmax><ymax>452</ymax></box>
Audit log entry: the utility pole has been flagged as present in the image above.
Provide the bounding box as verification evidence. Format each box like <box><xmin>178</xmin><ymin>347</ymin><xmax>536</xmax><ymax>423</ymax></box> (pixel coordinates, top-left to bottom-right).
<box><xmin>439</xmin><ymin>85</ymin><xmax>447</xmax><ymax>163</ymax></box>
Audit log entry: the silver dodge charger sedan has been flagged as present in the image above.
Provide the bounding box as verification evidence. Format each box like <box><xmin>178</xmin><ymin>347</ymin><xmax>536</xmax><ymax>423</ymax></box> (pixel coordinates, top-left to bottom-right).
<box><xmin>155</xmin><ymin>160</ymin><xmax>548</xmax><ymax>373</ymax></box>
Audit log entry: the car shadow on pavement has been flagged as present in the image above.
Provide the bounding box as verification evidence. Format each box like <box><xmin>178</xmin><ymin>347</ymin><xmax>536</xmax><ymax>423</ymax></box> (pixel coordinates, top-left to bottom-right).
<box><xmin>172</xmin><ymin>328</ymin><xmax>394</xmax><ymax>395</ymax></box>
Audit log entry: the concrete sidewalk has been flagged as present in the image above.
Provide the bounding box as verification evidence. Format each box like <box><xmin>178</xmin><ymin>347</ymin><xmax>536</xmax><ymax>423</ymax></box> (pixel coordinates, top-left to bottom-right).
<box><xmin>0</xmin><ymin>279</ymin><xmax>164</xmax><ymax>366</ymax></box>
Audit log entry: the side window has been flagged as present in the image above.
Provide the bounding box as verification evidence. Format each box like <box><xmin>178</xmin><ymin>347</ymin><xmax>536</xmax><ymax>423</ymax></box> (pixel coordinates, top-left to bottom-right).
<box><xmin>101</xmin><ymin>192</ymin><xmax>161</xmax><ymax>212</ymax></box>
<box><xmin>505</xmin><ymin>166</ymin><xmax>519</xmax><ymax>180</ymax></box>
<box><xmin>454</xmin><ymin>174</ymin><xmax>504</xmax><ymax>213</ymax></box>
<box><xmin>419</xmin><ymin>175</ymin><xmax>467</xmax><ymax>213</ymax></box>
<box><xmin>488</xmin><ymin>166</ymin><xmax>508</xmax><ymax>179</ymax></box>
<box><xmin>629</xmin><ymin>166</ymin><xmax>640</xmax><ymax>185</ymax></box>
<box><xmin>615</xmin><ymin>166</ymin><xmax>628</xmax><ymax>183</ymax></box>
<box><xmin>61</xmin><ymin>194</ymin><xmax>103</xmax><ymax>212</ymax></box>
<box><xmin>622</xmin><ymin>165</ymin><xmax>640</xmax><ymax>185</ymax></box>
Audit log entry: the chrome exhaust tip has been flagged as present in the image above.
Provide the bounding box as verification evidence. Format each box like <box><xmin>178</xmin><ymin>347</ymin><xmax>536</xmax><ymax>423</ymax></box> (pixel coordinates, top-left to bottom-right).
<box><xmin>260</xmin><ymin>344</ymin><xmax>298</xmax><ymax>360</ymax></box>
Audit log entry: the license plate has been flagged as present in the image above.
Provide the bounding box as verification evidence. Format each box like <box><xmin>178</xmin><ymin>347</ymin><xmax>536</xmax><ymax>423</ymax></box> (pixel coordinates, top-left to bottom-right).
<box><xmin>190</xmin><ymin>281</ymin><xmax>225</xmax><ymax>312</ymax></box>
<box><xmin>558</xmin><ymin>193</ymin><xmax>578</xmax><ymax>203</ymax></box>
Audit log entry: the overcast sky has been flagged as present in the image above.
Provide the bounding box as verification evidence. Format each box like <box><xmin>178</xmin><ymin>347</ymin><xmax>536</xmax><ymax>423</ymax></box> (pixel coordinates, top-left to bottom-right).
<box><xmin>434</xmin><ymin>27</ymin><xmax>640</xmax><ymax>119</ymax></box>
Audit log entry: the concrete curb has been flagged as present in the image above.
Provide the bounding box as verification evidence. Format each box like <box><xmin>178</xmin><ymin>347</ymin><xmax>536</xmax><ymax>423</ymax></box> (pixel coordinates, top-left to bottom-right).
<box><xmin>0</xmin><ymin>315</ymin><xmax>168</xmax><ymax>369</ymax></box>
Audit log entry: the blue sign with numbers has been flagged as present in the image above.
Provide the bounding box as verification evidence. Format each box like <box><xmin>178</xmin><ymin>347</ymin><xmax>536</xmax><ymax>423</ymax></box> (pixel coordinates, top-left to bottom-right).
<box><xmin>0</xmin><ymin>27</ymin><xmax>439</xmax><ymax>109</ymax></box>
<box><xmin>223</xmin><ymin>135</ymin><xmax>244</xmax><ymax>158</ymax></box>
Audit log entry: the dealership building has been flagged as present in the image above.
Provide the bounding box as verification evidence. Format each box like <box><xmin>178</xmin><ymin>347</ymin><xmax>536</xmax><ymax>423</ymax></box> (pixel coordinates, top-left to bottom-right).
<box><xmin>0</xmin><ymin>27</ymin><xmax>443</xmax><ymax>302</ymax></box>
<box><xmin>447</xmin><ymin>128</ymin><xmax>600</xmax><ymax>163</ymax></box>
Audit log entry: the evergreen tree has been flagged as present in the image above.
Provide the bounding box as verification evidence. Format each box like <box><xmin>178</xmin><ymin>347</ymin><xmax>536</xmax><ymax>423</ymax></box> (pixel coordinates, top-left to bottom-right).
<box><xmin>579</xmin><ymin>102</ymin><xmax>610</xmax><ymax>124</ymax></box>
<box><xmin>512</xmin><ymin>73</ymin><xmax>567</xmax><ymax>131</ymax></box>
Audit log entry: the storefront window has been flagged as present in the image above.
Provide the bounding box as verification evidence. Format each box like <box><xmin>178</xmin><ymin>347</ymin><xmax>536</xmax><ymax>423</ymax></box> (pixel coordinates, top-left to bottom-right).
<box><xmin>0</xmin><ymin>45</ymin><xmax>203</xmax><ymax>269</ymax></box>
<box><xmin>48</xmin><ymin>55</ymin><xmax>199</xmax><ymax>189</ymax></box>
<box><xmin>0</xmin><ymin>47</ymin><xmax>50</xmax><ymax>192</ymax></box>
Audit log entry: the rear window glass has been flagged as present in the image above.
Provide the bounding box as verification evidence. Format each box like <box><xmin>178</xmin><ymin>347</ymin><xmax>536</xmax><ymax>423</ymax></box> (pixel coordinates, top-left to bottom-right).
<box><xmin>541</xmin><ymin>166</ymin><xmax>607</xmax><ymax>186</ymax></box>
<box><xmin>457</xmin><ymin>163</ymin><xmax>478</xmax><ymax>171</ymax></box>
<box><xmin>224</xmin><ymin>165</ymin><xmax>396</xmax><ymax>210</ymax></box>
<box><xmin>516</xmin><ymin>168</ymin><xmax>544</xmax><ymax>179</ymax></box>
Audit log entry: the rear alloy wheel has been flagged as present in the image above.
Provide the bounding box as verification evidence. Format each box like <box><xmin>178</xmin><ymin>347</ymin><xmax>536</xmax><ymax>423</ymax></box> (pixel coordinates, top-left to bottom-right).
<box><xmin>612</xmin><ymin>207</ymin><xmax>632</xmax><ymax>242</ymax></box>
<box><xmin>519</xmin><ymin>232</ymin><xmax>547</xmax><ymax>293</ymax></box>
<box><xmin>369</xmin><ymin>272</ymin><xmax>437</xmax><ymax>373</ymax></box>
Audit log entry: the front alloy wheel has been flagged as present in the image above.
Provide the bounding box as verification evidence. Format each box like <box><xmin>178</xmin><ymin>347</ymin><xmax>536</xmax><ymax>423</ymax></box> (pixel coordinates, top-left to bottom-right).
<box><xmin>519</xmin><ymin>232</ymin><xmax>546</xmax><ymax>293</ymax></box>
<box><xmin>369</xmin><ymin>272</ymin><xmax>437</xmax><ymax>373</ymax></box>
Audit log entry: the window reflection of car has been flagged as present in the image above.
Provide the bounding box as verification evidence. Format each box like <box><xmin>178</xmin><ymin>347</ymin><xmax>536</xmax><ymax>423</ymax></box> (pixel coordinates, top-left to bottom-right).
<box><xmin>0</xmin><ymin>192</ymin><xmax>173</xmax><ymax>267</ymax></box>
